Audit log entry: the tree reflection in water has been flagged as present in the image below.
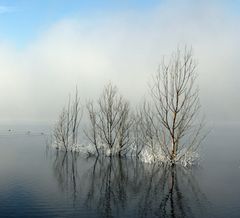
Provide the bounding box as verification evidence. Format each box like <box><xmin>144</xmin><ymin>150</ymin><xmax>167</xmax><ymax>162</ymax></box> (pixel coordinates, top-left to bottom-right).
<box><xmin>48</xmin><ymin>151</ymin><xmax>209</xmax><ymax>218</ymax></box>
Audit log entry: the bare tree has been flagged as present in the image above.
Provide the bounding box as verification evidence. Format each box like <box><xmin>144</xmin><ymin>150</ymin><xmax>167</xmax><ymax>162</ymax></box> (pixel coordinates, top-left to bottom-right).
<box><xmin>70</xmin><ymin>87</ymin><xmax>82</xmax><ymax>145</ymax></box>
<box><xmin>53</xmin><ymin>88</ymin><xmax>83</xmax><ymax>151</ymax></box>
<box><xmin>117</xmin><ymin>102</ymin><xmax>133</xmax><ymax>156</ymax></box>
<box><xmin>131</xmin><ymin>112</ymin><xmax>145</xmax><ymax>158</ymax></box>
<box><xmin>150</xmin><ymin>47</ymin><xmax>206</xmax><ymax>165</ymax></box>
<box><xmin>53</xmin><ymin>107</ymin><xmax>70</xmax><ymax>151</ymax></box>
<box><xmin>96</xmin><ymin>83</ymin><xmax>132</xmax><ymax>156</ymax></box>
<box><xmin>84</xmin><ymin>101</ymin><xmax>99</xmax><ymax>155</ymax></box>
<box><xmin>138</xmin><ymin>102</ymin><xmax>159</xmax><ymax>160</ymax></box>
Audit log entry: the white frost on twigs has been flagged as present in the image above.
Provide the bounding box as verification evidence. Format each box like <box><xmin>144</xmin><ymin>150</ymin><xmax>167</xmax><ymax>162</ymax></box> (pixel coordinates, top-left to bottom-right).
<box><xmin>51</xmin><ymin>142</ymin><xmax>200</xmax><ymax>167</ymax></box>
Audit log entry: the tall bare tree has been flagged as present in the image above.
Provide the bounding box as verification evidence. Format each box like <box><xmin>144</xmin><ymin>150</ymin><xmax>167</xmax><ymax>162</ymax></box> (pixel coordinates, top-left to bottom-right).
<box><xmin>97</xmin><ymin>83</ymin><xmax>132</xmax><ymax>156</ymax></box>
<box><xmin>70</xmin><ymin>87</ymin><xmax>82</xmax><ymax>145</ymax></box>
<box><xmin>150</xmin><ymin>47</ymin><xmax>206</xmax><ymax>164</ymax></box>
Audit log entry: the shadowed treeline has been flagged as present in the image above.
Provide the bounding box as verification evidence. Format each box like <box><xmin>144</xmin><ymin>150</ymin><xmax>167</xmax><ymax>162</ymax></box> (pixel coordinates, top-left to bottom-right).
<box><xmin>46</xmin><ymin>150</ymin><xmax>210</xmax><ymax>218</ymax></box>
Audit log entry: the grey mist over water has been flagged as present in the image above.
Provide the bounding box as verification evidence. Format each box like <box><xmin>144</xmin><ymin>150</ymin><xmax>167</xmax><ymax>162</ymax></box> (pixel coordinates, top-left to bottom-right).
<box><xmin>0</xmin><ymin>124</ymin><xmax>239</xmax><ymax>218</ymax></box>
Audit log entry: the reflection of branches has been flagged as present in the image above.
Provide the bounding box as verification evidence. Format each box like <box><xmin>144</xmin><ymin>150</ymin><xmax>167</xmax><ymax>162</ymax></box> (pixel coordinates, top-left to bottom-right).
<box><xmin>48</xmin><ymin>151</ymin><xmax>208</xmax><ymax>218</ymax></box>
<box><xmin>51</xmin><ymin>150</ymin><xmax>79</xmax><ymax>203</ymax></box>
<box><xmin>138</xmin><ymin>165</ymin><xmax>208</xmax><ymax>218</ymax></box>
<box><xmin>85</xmin><ymin>157</ymin><xmax>129</xmax><ymax>218</ymax></box>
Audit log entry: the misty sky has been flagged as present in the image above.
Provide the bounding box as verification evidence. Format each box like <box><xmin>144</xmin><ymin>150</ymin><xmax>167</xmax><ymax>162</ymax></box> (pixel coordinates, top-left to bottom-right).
<box><xmin>0</xmin><ymin>0</ymin><xmax>239</xmax><ymax>124</ymax></box>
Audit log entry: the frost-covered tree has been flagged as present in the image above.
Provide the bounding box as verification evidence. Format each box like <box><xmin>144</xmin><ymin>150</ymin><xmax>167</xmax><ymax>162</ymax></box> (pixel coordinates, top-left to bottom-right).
<box><xmin>84</xmin><ymin>101</ymin><xmax>99</xmax><ymax>155</ymax></box>
<box><xmin>53</xmin><ymin>107</ymin><xmax>71</xmax><ymax>151</ymax></box>
<box><xmin>150</xmin><ymin>47</ymin><xmax>206</xmax><ymax>165</ymax></box>
<box><xmin>53</xmin><ymin>88</ymin><xmax>83</xmax><ymax>151</ymax></box>
<box><xmin>96</xmin><ymin>83</ymin><xmax>132</xmax><ymax>156</ymax></box>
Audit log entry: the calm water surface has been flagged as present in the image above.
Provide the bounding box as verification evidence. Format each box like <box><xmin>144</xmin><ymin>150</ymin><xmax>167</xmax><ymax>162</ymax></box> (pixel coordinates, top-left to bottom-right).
<box><xmin>0</xmin><ymin>125</ymin><xmax>239</xmax><ymax>218</ymax></box>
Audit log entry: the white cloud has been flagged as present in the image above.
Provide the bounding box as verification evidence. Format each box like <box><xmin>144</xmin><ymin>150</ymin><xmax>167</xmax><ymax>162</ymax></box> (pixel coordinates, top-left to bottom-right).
<box><xmin>0</xmin><ymin>0</ymin><xmax>239</xmax><ymax>124</ymax></box>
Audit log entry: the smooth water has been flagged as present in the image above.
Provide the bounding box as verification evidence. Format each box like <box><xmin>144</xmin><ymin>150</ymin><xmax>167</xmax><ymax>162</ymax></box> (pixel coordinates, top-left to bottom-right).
<box><xmin>0</xmin><ymin>125</ymin><xmax>240</xmax><ymax>218</ymax></box>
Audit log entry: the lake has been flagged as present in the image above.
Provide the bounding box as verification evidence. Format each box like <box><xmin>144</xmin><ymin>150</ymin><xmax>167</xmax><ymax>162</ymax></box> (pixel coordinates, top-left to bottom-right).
<box><xmin>0</xmin><ymin>124</ymin><xmax>239</xmax><ymax>218</ymax></box>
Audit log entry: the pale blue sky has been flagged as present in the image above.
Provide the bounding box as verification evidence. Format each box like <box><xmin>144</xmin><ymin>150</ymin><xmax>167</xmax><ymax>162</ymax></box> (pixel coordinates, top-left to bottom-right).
<box><xmin>0</xmin><ymin>0</ymin><xmax>239</xmax><ymax>48</ymax></box>
<box><xmin>0</xmin><ymin>0</ymin><xmax>163</xmax><ymax>48</ymax></box>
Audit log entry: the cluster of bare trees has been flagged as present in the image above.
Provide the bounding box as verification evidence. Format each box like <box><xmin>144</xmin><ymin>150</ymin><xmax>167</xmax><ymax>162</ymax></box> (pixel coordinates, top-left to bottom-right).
<box><xmin>53</xmin><ymin>47</ymin><xmax>206</xmax><ymax>165</ymax></box>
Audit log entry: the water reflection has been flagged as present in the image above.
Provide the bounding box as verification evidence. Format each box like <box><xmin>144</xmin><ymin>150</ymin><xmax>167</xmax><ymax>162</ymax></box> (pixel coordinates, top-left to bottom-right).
<box><xmin>48</xmin><ymin>151</ymin><xmax>209</xmax><ymax>218</ymax></box>
<box><xmin>51</xmin><ymin>151</ymin><xmax>79</xmax><ymax>203</ymax></box>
